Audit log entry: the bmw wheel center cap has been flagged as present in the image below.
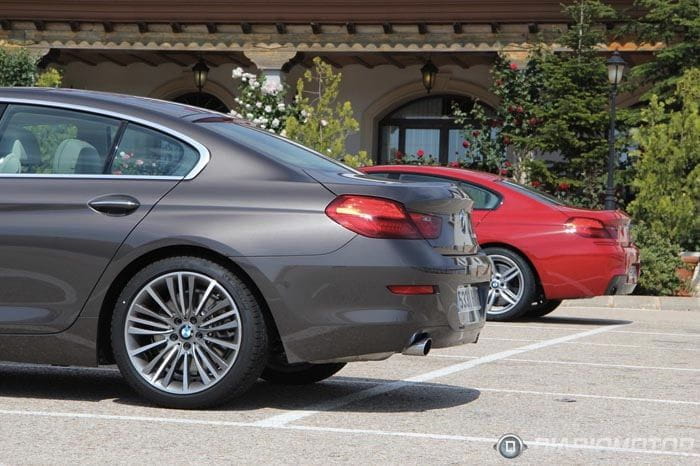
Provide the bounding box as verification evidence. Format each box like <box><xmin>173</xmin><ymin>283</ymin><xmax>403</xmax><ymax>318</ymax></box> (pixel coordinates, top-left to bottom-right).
<box><xmin>180</xmin><ymin>324</ymin><xmax>194</xmax><ymax>339</ymax></box>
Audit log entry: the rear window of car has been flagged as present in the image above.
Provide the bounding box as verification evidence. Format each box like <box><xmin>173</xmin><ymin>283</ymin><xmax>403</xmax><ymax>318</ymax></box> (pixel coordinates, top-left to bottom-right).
<box><xmin>500</xmin><ymin>180</ymin><xmax>567</xmax><ymax>206</ymax></box>
<box><xmin>199</xmin><ymin>121</ymin><xmax>356</xmax><ymax>173</ymax></box>
<box><xmin>391</xmin><ymin>172</ymin><xmax>501</xmax><ymax>210</ymax></box>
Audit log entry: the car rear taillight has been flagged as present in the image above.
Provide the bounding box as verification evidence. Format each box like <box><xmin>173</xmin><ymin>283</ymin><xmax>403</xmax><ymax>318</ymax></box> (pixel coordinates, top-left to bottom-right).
<box><xmin>565</xmin><ymin>217</ymin><xmax>612</xmax><ymax>239</ymax></box>
<box><xmin>325</xmin><ymin>195</ymin><xmax>442</xmax><ymax>239</ymax></box>
<box><xmin>409</xmin><ymin>212</ymin><xmax>443</xmax><ymax>239</ymax></box>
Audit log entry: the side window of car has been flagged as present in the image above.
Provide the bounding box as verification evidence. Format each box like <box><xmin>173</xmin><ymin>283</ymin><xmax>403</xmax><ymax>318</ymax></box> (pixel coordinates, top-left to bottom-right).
<box><xmin>457</xmin><ymin>182</ymin><xmax>501</xmax><ymax>210</ymax></box>
<box><xmin>111</xmin><ymin>123</ymin><xmax>199</xmax><ymax>177</ymax></box>
<box><xmin>0</xmin><ymin>104</ymin><xmax>120</xmax><ymax>175</ymax></box>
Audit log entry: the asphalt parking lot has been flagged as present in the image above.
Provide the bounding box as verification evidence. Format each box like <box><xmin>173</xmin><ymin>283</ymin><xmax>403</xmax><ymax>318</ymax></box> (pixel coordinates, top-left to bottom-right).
<box><xmin>0</xmin><ymin>305</ymin><xmax>698</xmax><ymax>464</ymax></box>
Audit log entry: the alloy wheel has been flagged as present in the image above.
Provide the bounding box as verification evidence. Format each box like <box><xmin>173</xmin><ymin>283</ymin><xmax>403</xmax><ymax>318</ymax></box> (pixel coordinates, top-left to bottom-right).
<box><xmin>124</xmin><ymin>271</ymin><xmax>242</xmax><ymax>395</ymax></box>
<box><xmin>486</xmin><ymin>254</ymin><xmax>524</xmax><ymax>316</ymax></box>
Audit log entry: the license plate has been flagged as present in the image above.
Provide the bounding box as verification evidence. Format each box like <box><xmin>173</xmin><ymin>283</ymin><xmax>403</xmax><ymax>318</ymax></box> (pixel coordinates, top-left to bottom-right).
<box><xmin>457</xmin><ymin>285</ymin><xmax>482</xmax><ymax>325</ymax></box>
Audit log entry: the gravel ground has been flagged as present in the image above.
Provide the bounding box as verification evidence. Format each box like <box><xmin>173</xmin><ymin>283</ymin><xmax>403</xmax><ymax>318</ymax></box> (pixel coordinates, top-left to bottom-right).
<box><xmin>0</xmin><ymin>305</ymin><xmax>698</xmax><ymax>464</ymax></box>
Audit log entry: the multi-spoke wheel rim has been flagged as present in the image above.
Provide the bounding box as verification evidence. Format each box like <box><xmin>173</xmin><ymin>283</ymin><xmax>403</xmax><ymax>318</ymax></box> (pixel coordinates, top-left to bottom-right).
<box><xmin>486</xmin><ymin>255</ymin><xmax>524</xmax><ymax>315</ymax></box>
<box><xmin>124</xmin><ymin>271</ymin><xmax>242</xmax><ymax>395</ymax></box>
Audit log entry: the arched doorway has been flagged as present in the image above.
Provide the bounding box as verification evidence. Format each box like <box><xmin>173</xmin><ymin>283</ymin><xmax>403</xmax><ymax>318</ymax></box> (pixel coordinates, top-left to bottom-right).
<box><xmin>172</xmin><ymin>92</ymin><xmax>229</xmax><ymax>113</ymax></box>
<box><xmin>377</xmin><ymin>94</ymin><xmax>484</xmax><ymax>164</ymax></box>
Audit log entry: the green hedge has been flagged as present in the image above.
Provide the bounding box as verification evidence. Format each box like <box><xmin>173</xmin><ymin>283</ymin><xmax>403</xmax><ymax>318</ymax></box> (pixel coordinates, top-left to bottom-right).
<box><xmin>0</xmin><ymin>47</ymin><xmax>37</xmax><ymax>86</ymax></box>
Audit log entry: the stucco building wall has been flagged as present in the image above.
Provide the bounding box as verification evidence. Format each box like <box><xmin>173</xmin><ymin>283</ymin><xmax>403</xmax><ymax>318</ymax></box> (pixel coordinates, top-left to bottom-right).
<box><xmin>61</xmin><ymin>61</ymin><xmax>494</xmax><ymax>157</ymax></box>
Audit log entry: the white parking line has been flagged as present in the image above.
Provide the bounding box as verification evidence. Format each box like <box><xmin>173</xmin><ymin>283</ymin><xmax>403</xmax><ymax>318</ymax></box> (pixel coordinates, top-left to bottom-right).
<box><xmin>481</xmin><ymin>337</ymin><xmax>700</xmax><ymax>351</ymax></box>
<box><xmin>476</xmin><ymin>387</ymin><xmax>700</xmax><ymax>405</ymax></box>
<box><xmin>611</xmin><ymin>330</ymin><xmax>700</xmax><ymax>337</ymax></box>
<box><xmin>564</xmin><ymin>341</ymin><xmax>700</xmax><ymax>352</ymax></box>
<box><xmin>0</xmin><ymin>408</ymin><xmax>696</xmax><ymax>459</ymax></box>
<box><xmin>504</xmin><ymin>358</ymin><xmax>700</xmax><ymax>372</ymax></box>
<box><xmin>430</xmin><ymin>354</ymin><xmax>700</xmax><ymax>372</ymax></box>
<box><xmin>253</xmin><ymin>324</ymin><xmax>626</xmax><ymax>428</ymax></box>
<box><xmin>480</xmin><ymin>337</ymin><xmax>542</xmax><ymax>342</ymax></box>
<box><xmin>490</xmin><ymin>324</ymin><xmax>700</xmax><ymax>338</ymax></box>
<box><xmin>562</xmin><ymin>306</ymin><xmax>662</xmax><ymax>312</ymax></box>
<box><xmin>327</xmin><ymin>378</ymin><xmax>700</xmax><ymax>406</ymax></box>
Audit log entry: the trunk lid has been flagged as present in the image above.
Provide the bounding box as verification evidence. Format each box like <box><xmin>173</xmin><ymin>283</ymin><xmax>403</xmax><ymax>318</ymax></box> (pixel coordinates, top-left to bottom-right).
<box><xmin>307</xmin><ymin>170</ymin><xmax>478</xmax><ymax>255</ymax></box>
<box><xmin>555</xmin><ymin>205</ymin><xmax>632</xmax><ymax>246</ymax></box>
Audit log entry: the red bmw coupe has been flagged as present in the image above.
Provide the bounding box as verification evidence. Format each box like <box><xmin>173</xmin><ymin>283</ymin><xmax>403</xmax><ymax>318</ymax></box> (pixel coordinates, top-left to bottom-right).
<box><xmin>362</xmin><ymin>165</ymin><xmax>640</xmax><ymax>321</ymax></box>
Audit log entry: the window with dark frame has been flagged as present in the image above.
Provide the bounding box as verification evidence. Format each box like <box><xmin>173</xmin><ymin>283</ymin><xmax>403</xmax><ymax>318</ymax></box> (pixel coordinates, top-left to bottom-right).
<box><xmin>377</xmin><ymin>94</ymin><xmax>489</xmax><ymax>165</ymax></box>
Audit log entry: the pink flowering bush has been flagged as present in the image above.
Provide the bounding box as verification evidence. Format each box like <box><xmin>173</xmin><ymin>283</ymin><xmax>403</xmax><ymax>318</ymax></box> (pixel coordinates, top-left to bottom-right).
<box><xmin>451</xmin><ymin>52</ymin><xmax>543</xmax><ymax>179</ymax></box>
<box><xmin>111</xmin><ymin>151</ymin><xmax>161</xmax><ymax>175</ymax></box>
<box><xmin>393</xmin><ymin>149</ymin><xmax>438</xmax><ymax>166</ymax></box>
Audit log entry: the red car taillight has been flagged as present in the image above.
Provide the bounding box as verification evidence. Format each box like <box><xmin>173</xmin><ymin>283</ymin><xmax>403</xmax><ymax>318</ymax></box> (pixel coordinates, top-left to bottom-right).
<box><xmin>409</xmin><ymin>212</ymin><xmax>443</xmax><ymax>239</ymax></box>
<box><xmin>325</xmin><ymin>195</ymin><xmax>442</xmax><ymax>239</ymax></box>
<box><xmin>565</xmin><ymin>217</ymin><xmax>612</xmax><ymax>239</ymax></box>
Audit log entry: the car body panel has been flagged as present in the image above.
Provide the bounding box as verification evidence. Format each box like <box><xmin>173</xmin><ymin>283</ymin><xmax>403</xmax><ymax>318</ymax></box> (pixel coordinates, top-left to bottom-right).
<box><xmin>362</xmin><ymin>165</ymin><xmax>639</xmax><ymax>300</ymax></box>
<box><xmin>0</xmin><ymin>178</ymin><xmax>179</xmax><ymax>333</ymax></box>
<box><xmin>0</xmin><ymin>88</ymin><xmax>491</xmax><ymax>369</ymax></box>
<box><xmin>232</xmin><ymin>236</ymin><xmax>491</xmax><ymax>363</ymax></box>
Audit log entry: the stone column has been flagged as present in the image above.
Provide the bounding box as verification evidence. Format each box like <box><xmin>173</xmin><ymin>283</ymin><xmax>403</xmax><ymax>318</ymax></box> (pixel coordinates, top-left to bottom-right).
<box><xmin>243</xmin><ymin>48</ymin><xmax>297</xmax><ymax>86</ymax></box>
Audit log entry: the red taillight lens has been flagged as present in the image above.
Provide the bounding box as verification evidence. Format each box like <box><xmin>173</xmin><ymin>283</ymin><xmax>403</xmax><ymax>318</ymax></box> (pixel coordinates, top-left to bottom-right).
<box><xmin>409</xmin><ymin>212</ymin><xmax>443</xmax><ymax>239</ymax></box>
<box><xmin>565</xmin><ymin>217</ymin><xmax>612</xmax><ymax>238</ymax></box>
<box><xmin>387</xmin><ymin>285</ymin><xmax>438</xmax><ymax>295</ymax></box>
<box><xmin>325</xmin><ymin>195</ymin><xmax>442</xmax><ymax>239</ymax></box>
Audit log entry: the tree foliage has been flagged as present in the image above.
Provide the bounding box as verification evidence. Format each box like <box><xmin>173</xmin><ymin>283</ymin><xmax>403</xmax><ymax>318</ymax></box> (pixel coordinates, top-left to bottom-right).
<box><xmin>286</xmin><ymin>57</ymin><xmax>356</xmax><ymax>158</ymax></box>
<box><xmin>0</xmin><ymin>45</ymin><xmax>63</xmax><ymax>88</ymax></box>
<box><xmin>628</xmin><ymin>0</ymin><xmax>700</xmax><ymax>101</ymax></box>
<box><xmin>628</xmin><ymin>68</ymin><xmax>700</xmax><ymax>251</ymax></box>
<box><xmin>452</xmin><ymin>52</ymin><xmax>543</xmax><ymax>180</ymax></box>
<box><xmin>633</xmin><ymin>226</ymin><xmax>684</xmax><ymax>295</ymax></box>
<box><xmin>285</xmin><ymin>57</ymin><xmax>371</xmax><ymax>167</ymax></box>
<box><xmin>529</xmin><ymin>0</ymin><xmax>619</xmax><ymax>208</ymax></box>
<box><xmin>0</xmin><ymin>46</ymin><xmax>37</xmax><ymax>86</ymax></box>
<box><xmin>228</xmin><ymin>58</ymin><xmax>370</xmax><ymax>168</ymax></box>
<box><xmin>35</xmin><ymin>67</ymin><xmax>62</xmax><ymax>87</ymax></box>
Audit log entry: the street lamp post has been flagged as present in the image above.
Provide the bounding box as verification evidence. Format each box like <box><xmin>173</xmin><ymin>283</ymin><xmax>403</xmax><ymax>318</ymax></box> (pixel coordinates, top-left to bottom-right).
<box><xmin>604</xmin><ymin>51</ymin><xmax>627</xmax><ymax>210</ymax></box>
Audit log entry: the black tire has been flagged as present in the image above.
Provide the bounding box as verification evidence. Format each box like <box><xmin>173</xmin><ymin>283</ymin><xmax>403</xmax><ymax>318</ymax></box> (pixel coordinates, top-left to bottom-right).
<box><xmin>527</xmin><ymin>299</ymin><xmax>563</xmax><ymax>318</ymax></box>
<box><xmin>483</xmin><ymin>247</ymin><xmax>538</xmax><ymax>321</ymax></box>
<box><xmin>261</xmin><ymin>360</ymin><xmax>346</xmax><ymax>385</ymax></box>
<box><xmin>111</xmin><ymin>256</ymin><xmax>268</xmax><ymax>409</ymax></box>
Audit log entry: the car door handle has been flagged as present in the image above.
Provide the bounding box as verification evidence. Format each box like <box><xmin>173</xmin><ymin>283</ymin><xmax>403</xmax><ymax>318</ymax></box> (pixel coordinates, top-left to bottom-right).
<box><xmin>88</xmin><ymin>195</ymin><xmax>141</xmax><ymax>216</ymax></box>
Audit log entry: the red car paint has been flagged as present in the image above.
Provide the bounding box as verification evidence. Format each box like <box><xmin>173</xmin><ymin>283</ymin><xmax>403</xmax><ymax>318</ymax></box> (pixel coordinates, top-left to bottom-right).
<box><xmin>362</xmin><ymin>165</ymin><xmax>640</xmax><ymax>300</ymax></box>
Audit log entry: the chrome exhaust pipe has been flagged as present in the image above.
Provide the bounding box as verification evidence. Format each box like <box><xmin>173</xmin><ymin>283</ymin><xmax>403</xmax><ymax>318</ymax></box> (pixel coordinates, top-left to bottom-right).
<box><xmin>402</xmin><ymin>336</ymin><xmax>432</xmax><ymax>356</ymax></box>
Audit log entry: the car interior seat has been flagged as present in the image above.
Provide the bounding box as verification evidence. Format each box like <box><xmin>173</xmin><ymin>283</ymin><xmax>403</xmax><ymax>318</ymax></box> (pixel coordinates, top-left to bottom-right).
<box><xmin>0</xmin><ymin>127</ymin><xmax>42</xmax><ymax>173</ymax></box>
<box><xmin>53</xmin><ymin>139</ymin><xmax>99</xmax><ymax>174</ymax></box>
<box><xmin>74</xmin><ymin>146</ymin><xmax>103</xmax><ymax>174</ymax></box>
<box><xmin>0</xmin><ymin>140</ymin><xmax>25</xmax><ymax>174</ymax></box>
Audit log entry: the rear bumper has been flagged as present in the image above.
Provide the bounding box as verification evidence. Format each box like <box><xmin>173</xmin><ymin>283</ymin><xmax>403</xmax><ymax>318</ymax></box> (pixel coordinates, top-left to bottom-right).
<box><xmin>537</xmin><ymin>242</ymin><xmax>639</xmax><ymax>300</ymax></box>
<box><xmin>605</xmin><ymin>274</ymin><xmax>637</xmax><ymax>295</ymax></box>
<box><xmin>236</xmin><ymin>236</ymin><xmax>491</xmax><ymax>363</ymax></box>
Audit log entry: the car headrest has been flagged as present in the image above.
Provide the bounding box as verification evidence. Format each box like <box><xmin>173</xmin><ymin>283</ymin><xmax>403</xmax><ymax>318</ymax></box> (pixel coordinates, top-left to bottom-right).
<box><xmin>74</xmin><ymin>146</ymin><xmax>103</xmax><ymax>174</ymax></box>
<box><xmin>53</xmin><ymin>139</ymin><xmax>97</xmax><ymax>174</ymax></box>
<box><xmin>0</xmin><ymin>140</ymin><xmax>24</xmax><ymax>174</ymax></box>
<box><xmin>0</xmin><ymin>127</ymin><xmax>41</xmax><ymax>166</ymax></box>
